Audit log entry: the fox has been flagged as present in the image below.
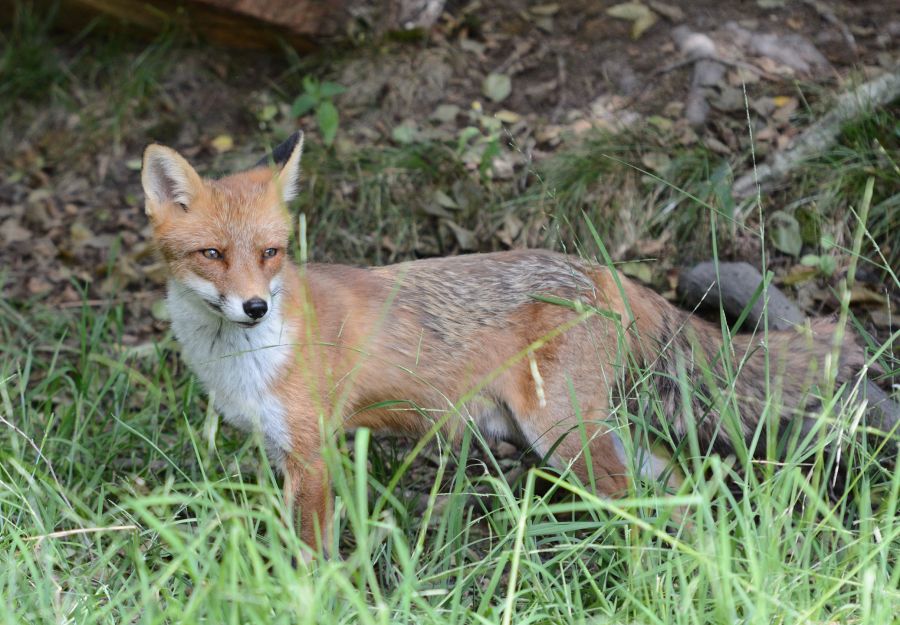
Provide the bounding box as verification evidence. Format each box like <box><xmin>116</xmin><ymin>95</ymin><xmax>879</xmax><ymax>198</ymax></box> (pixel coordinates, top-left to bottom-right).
<box><xmin>141</xmin><ymin>131</ymin><xmax>893</xmax><ymax>556</ymax></box>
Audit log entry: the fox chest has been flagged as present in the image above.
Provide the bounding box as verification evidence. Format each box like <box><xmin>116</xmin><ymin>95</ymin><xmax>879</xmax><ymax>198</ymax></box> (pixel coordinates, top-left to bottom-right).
<box><xmin>168</xmin><ymin>295</ymin><xmax>294</xmax><ymax>463</ymax></box>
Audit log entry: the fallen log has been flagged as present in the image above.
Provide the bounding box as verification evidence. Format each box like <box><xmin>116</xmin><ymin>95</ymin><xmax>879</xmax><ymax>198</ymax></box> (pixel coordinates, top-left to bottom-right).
<box><xmin>733</xmin><ymin>68</ymin><xmax>900</xmax><ymax>199</ymax></box>
<box><xmin>1</xmin><ymin>0</ymin><xmax>447</xmax><ymax>50</ymax></box>
<box><xmin>678</xmin><ymin>260</ymin><xmax>899</xmax><ymax>448</ymax></box>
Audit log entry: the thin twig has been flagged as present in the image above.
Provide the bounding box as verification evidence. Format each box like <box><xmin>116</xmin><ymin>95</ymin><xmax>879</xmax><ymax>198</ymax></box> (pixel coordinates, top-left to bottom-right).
<box><xmin>25</xmin><ymin>525</ymin><xmax>139</xmax><ymax>543</ymax></box>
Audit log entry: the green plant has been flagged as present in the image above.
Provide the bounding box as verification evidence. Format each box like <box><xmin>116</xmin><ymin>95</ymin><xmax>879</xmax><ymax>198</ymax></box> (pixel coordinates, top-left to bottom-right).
<box><xmin>456</xmin><ymin>102</ymin><xmax>503</xmax><ymax>181</ymax></box>
<box><xmin>291</xmin><ymin>76</ymin><xmax>346</xmax><ymax>147</ymax></box>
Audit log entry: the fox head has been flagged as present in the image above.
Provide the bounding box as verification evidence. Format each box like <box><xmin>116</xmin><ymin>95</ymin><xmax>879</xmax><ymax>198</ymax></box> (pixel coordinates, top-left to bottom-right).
<box><xmin>141</xmin><ymin>132</ymin><xmax>303</xmax><ymax>326</ymax></box>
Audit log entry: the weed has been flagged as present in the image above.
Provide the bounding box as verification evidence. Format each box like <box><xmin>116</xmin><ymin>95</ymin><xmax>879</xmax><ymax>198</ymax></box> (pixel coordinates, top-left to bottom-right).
<box><xmin>291</xmin><ymin>76</ymin><xmax>347</xmax><ymax>147</ymax></box>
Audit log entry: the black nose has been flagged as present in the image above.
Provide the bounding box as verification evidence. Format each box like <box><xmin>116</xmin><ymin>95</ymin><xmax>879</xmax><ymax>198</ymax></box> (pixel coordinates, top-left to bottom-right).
<box><xmin>243</xmin><ymin>298</ymin><xmax>268</xmax><ymax>320</ymax></box>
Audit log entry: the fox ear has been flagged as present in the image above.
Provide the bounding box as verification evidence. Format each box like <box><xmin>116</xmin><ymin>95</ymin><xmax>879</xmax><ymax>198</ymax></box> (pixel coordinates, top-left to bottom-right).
<box><xmin>271</xmin><ymin>131</ymin><xmax>304</xmax><ymax>205</ymax></box>
<box><xmin>141</xmin><ymin>145</ymin><xmax>203</xmax><ymax>216</ymax></box>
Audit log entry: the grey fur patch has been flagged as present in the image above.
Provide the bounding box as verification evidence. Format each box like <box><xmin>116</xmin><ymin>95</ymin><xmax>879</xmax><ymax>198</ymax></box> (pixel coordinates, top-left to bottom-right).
<box><xmin>382</xmin><ymin>250</ymin><xmax>595</xmax><ymax>343</ymax></box>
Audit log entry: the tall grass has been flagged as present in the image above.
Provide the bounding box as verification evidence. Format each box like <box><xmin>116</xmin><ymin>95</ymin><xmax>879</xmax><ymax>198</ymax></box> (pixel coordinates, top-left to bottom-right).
<box><xmin>1</xmin><ymin>194</ymin><xmax>897</xmax><ymax>623</ymax></box>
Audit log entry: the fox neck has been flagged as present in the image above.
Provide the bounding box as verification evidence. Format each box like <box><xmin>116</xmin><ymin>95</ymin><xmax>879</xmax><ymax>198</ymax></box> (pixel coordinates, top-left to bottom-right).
<box><xmin>165</xmin><ymin>273</ymin><xmax>296</xmax><ymax>468</ymax></box>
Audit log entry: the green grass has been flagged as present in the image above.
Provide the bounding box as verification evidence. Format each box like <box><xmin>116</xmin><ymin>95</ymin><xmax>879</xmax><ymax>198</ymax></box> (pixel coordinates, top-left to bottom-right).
<box><xmin>2</xmin><ymin>211</ymin><xmax>898</xmax><ymax>623</ymax></box>
<box><xmin>795</xmin><ymin>102</ymin><xmax>900</xmax><ymax>273</ymax></box>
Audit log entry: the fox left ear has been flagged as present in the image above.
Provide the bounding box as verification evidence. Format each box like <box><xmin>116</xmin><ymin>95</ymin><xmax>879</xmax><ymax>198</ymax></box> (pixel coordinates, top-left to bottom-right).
<box><xmin>142</xmin><ymin>144</ymin><xmax>203</xmax><ymax>218</ymax></box>
<box><xmin>260</xmin><ymin>131</ymin><xmax>304</xmax><ymax>205</ymax></box>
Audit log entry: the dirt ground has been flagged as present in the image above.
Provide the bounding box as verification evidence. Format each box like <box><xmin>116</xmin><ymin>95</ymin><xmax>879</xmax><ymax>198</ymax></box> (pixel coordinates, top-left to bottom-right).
<box><xmin>1</xmin><ymin>0</ymin><xmax>899</xmax><ymax>335</ymax></box>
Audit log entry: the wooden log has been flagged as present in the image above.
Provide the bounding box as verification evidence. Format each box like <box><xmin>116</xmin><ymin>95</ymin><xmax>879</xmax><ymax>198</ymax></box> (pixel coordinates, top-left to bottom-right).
<box><xmin>679</xmin><ymin>260</ymin><xmax>899</xmax><ymax>448</ymax></box>
<box><xmin>676</xmin><ymin>260</ymin><xmax>805</xmax><ymax>331</ymax></box>
<box><xmin>1</xmin><ymin>0</ymin><xmax>447</xmax><ymax>50</ymax></box>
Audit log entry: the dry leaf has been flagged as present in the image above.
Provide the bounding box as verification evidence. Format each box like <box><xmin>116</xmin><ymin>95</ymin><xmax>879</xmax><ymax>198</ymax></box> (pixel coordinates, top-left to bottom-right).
<box><xmin>530</xmin><ymin>3</ymin><xmax>559</xmax><ymax>16</ymax></box>
<box><xmin>494</xmin><ymin>110</ymin><xmax>521</xmax><ymax>124</ymax></box>
<box><xmin>648</xmin><ymin>1</ymin><xmax>684</xmax><ymax>21</ymax></box>
<box><xmin>849</xmin><ymin>285</ymin><xmax>887</xmax><ymax>306</ymax></box>
<box><xmin>444</xmin><ymin>220</ymin><xmax>477</xmax><ymax>250</ymax></box>
<box><xmin>430</xmin><ymin>104</ymin><xmax>460</xmax><ymax>123</ymax></box>
<box><xmin>0</xmin><ymin>218</ymin><xmax>31</xmax><ymax>244</ymax></box>
<box><xmin>211</xmin><ymin>134</ymin><xmax>234</xmax><ymax>153</ymax></box>
<box><xmin>607</xmin><ymin>2</ymin><xmax>659</xmax><ymax>39</ymax></box>
<box><xmin>620</xmin><ymin>261</ymin><xmax>653</xmax><ymax>283</ymax></box>
<box><xmin>640</xmin><ymin>152</ymin><xmax>671</xmax><ymax>172</ymax></box>
<box><xmin>483</xmin><ymin>73</ymin><xmax>512</xmax><ymax>103</ymax></box>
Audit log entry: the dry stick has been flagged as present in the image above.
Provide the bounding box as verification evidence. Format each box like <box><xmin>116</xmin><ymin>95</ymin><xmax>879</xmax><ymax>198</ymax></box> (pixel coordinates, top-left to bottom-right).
<box><xmin>677</xmin><ymin>262</ymin><xmax>899</xmax><ymax>438</ymax></box>
<box><xmin>677</xmin><ymin>261</ymin><xmax>805</xmax><ymax>331</ymax></box>
<box><xmin>733</xmin><ymin>68</ymin><xmax>900</xmax><ymax>199</ymax></box>
<box><xmin>25</xmin><ymin>525</ymin><xmax>139</xmax><ymax>544</ymax></box>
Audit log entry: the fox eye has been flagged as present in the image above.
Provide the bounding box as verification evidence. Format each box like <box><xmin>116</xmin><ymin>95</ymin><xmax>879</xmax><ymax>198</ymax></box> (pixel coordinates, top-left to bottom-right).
<box><xmin>262</xmin><ymin>248</ymin><xmax>278</xmax><ymax>259</ymax></box>
<box><xmin>201</xmin><ymin>249</ymin><xmax>223</xmax><ymax>260</ymax></box>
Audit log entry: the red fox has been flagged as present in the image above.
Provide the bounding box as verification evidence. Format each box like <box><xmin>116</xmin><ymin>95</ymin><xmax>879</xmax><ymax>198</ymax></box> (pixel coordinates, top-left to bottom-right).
<box><xmin>142</xmin><ymin>131</ymin><xmax>890</xmax><ymax>555</ymax></box>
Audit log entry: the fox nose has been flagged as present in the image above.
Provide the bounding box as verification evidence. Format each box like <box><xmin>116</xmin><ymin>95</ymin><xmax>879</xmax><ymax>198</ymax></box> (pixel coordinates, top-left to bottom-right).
<box><xmin>243</xmin><ymin>298</ymin><xmax>268</xmax><ymax>320</ymax></box>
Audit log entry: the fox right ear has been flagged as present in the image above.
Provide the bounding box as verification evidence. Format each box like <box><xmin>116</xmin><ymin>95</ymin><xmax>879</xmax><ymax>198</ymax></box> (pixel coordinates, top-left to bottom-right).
<box><xmin>272</xmin><ymin>131</ymin><xmax>304</xmax><ymax>205</ymax></box>
<box><xmin>141</xmin><ymin>144</ymin><xmax>203</xmax><ymax>217</ymax></box>
<box><xmin>254</xmin><ymin>130</ymin><xmax>303</xmax><ymax>169</ymax></box>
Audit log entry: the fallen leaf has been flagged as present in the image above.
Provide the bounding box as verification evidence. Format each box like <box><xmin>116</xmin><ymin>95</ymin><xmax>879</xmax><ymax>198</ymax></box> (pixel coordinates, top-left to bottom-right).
<box><xmin>646</xmin><ymin>115</ymin><xmax>674</xmax><ymax>131</ymax></box>
<box><xmin>444</xmin><ymin>220</ymin><xmax>477</xmax><ymax>250</ymax></box>
<box><xmin>534</xmin><ymin>16</ymin><xmax>554</xmax><ymax>33</ymax></box>
<box><xmin>492</xmin><ymin>151</ymin><xmax>519</xmax><ymax>179</ymax></box>
<box><xmin>434</xmin><ymin>190</ymin><xmax>459</xmax><ymax>210</ymax></box>
<box><xmin>211</xmin><ymin>134</ymin><xmax>234</xmax><ymax>153</ymax></box>
<box><xmin>430</xmin><ymin>104</ymin><xmax>460</xmax><ymax>123</ymax></box>
<box><xmin>392</xmin><ymin>122</ymin><xmax>419</xmax><ymax>144</ymax></box>
<box><xmin>69</xmin><ymin>222</ymin><xmax>95</xmax><ymax>247</ymax></box>
<box><xmin>607</xmin><ymin>2</ymin><xmax>658</xmax><ymax>39</ymax></box>
<box><xmin>772</xmin><ymin>95</ymin><xmax>796</xmax><ymax>108</ymax></box>
<box><xmin>497</xmin><ymin>213</ymin><xmax>524</xmax><ymax>247</ymax></box>
<box><xmin>849</xmin><ymin>285</ymin><xmax>887</xmax><ymax>306</ymax></box>
<box><xmin>27</xmin><ymin>277</ymin><xmax>52</xmax><ymax>295</ymax></box>
<box><xmin>151</xmin><ymin>299</ymin><xmax>171</xmax><ymax>322</ymax></box>
<box><xmin>494</xmin><ymin>110</ymin><xmax>521</xmax><ymax>124</ymax></box>
<box><xmin>711</xmin><ymin>86</ymin><xmax>745</xmax><ymax>112</ymax></box>
<box><xmin>0</xmin><ymin>218</ymin><xmax>31</xmax><ymax>244</ymax></box>
<box><xmin>648</xmin><ymin>1</ymin><xmax>684</xmax><ymax>21</ymax></box>
<box><xmin>769</xmin><ymin>211</ymin><xmax>802</xmax><ymax>257</ymax></box>
<box><xmin>641</xmin><ymin>152</ymin><xmax>671</xmax><ymax>172</ymax></box>
<box><xmin>620</xmin><ymin>261</ymin><xmax>654</xmax><ymax>283</ymax></box>
<box><xmin>727</xmin><ymin>67</ymin><xmax>761</xmax><ymax>86</ymax></box>
<box><xmin>459</xmin><ymin>37</ymin><xmax>486</xmax><ymax>57</ymax></box>
<box><xmin>530</xmin><ymin>3</ymin><xmax>559</xmax><ymax>16</ymax></box>
<box><xmin>422</xmin><ymin>203</ymin><xmax>454</xmax><ymax>219</ymax></box>
<box><xmin>483</xmin><ymin>73</ymin><xmax>512</xmax><ymax>103</ymax></box>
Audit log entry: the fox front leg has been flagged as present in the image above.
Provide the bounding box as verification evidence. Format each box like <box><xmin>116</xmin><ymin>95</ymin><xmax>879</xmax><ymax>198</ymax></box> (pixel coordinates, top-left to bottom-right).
<box><xmin>282</xmin><ymin>451</ymin><xmax>332</xmax><ymax>560</ymax></box>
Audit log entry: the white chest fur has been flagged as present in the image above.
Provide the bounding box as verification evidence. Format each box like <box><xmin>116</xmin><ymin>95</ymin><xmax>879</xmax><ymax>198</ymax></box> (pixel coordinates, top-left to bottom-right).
<box><xmin>166</xmin><ymin>280</ymin><xmax>294</xmax><ymax>466</ymax></box>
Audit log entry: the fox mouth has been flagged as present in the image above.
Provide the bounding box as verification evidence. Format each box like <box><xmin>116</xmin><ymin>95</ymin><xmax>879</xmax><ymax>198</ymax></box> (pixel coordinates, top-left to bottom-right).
<box><xmin>202</xmin><ymin>300</ymin><xmax>258</xmax><ymax>327</ymax></box>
